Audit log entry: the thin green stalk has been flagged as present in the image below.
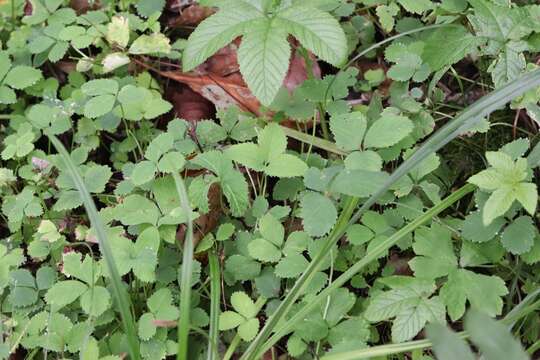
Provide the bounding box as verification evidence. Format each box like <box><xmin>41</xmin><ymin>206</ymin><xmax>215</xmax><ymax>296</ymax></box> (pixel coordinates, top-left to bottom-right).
<box><xmin>206</xmin><ymin>251</ymin><xmax>221</xmax><ymax>360</ymax></box>
<box><xmin>280</xmin><ymin>125</ymin><xmax>347</xmax><ymax>156</ymax></box>
<box><xmin>257</xmin><ymin>184</ymin><xmax>475</xmax><ymax>357</ymax></box>
<box><xmin>47</xmin><ymin>135</ymin><xmax>140</xmax><ymax>360</ymax></box>
<box><xmin>173</xmin><ymin>174</ymin><xmax>195</xmax><ymax>360</ymax></box>
<box><xmin>244</xmin><ymin>68</ymin><xmax>540</xmax><ymax>360</ymax></box>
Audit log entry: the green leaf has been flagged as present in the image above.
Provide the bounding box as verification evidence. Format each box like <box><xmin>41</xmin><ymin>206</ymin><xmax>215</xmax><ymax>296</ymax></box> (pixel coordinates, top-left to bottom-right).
<box><xmin>465</xmin><ymin>310</ymin><xmax>528</xmax><ymax>360</ymax></box>
<box><xmin>258</xmin><ymin>122</ymin><xmax>287</xmax><ymax>162</ymax></box>
<box><xmin>483</xmin><ymin>187</ymin><xmax>515</xmax><ymax>225</ymax></box>
<box><xmin>45</xmin><ymin>280</ymin><xmax>88</xmax><ymax>309</ymax></box>
<box><xmin>231</xmin><ymin>291</ymin><xmax>258</xmax><ymax>318</ymax></box>
<box><xmin>248</xmin><ymin>238</ymin><xmax>282</xmax><ymax>262</ymax></box>
<box><xmin>276</xmin><ymin>5</ymin><xmax>347</xmax><ymax>67</ymax></box>
<box><xmin>299</xmin><ymin>191</ymin><xmax>337</xmax><ymax>237</ymax></box>
<box><xmin>237</xmin><ymin>18</ymin><xmax>290</xmax><ymax>106</ymax></box>
<box><xmin>409</xmin><ymin>224</ymin><xmax>457</xmax><ymax>279</ymax></box>
<box><xmin>131</xmin><ymin>160</ymin><xmax>157</xmax><ymax>186</ymax></box>
<box><xmin>330</xmin><ymin>112</ymin><xmax>367</xmax><ymax>151</ymax></box>
<box><xmin>138</xmin><ymin>313</ymin><xmax>157</xmax><ymax>340</ymax></box>
<box><xmin>364</xmin><ymin>113</ymin><xmax>414</xmax><ymax>149</ymax></box>
<box><xmin>397</xmin><ymin>0</ymin><xmax>434</xmax><ymax>14</ymax></box>
<box><xmin>501</xmin><ymin>215</ymin><xmax>536</xmax><ymax>254</ymax></box>
<box><xmin>331</xmin><ymin>169</ymin><xmax>389</xmax><ymax>197</ymax></box>
<box><xmin>82</xmin><ymin>79</ymin><xmax>119</xmax><ymax>96</ymax></box>
<box><xmin>259</xmin><ymin>213</ymin><xmax>284</xmax><ymax>246</ymax></box>
<box><xmin>461</xmin><ymin>211</ymin><xmax>505</xmax><ymax>243</ymax></box>
<box><xmin>4</xmin><ymin>66</ymin><xmax>42</xmax><ymax>89</ymax></box>
<box><xmin>219</xmin><ymin>311</ymin><xmax>244</xmax><ymax>330</ymax></box>
<box><xmin>80</xmin><ymin>286</ymin><xmax>111</xmax><ymax>317</ymax></box>
<box><xmin>391</xmin><ymin>296</ymin><xmax>445</xmax><ymax>343</ymax></box>
<box><xmin>107</xmin><ymin>16</ymin><xmax>130</xmax><ymax>48</ymax></box>
<box><xmin>129</xmin><ymin>33</ymin><xmax>171</xmax><ymax>54</ymax></box>
<box><xmin>84</xmin><ymin>94</ymin><xmax>116</xmax><ymax>119</ymax></box>
<box><xmin>427</xmin><ymin>324</ymin><xmax>475</xmax><ymax>360</ymax></box>
<box><xmin>513</xmin><ymin>182</ymin><xmax>538</xmax><ymax>216</ymax></box>
<box><xmin>440</xmin><ymin>269</ymin><xmax>508</xmax><ymax>321</ymax></box>
<box><xmin>238</xmin><ymin>317</ymin><xmax>260</xmax><ymax>341</ymax></box>
<box><xmin>220</xmin><ymin>167</ymin><xmax>250</xmax><ymax>217</ymax></box>
<box><xmin>423</xmin><ymin>26</ymin><xmax>477</xmax><ymax>71</ymax></box>
<box><xmin>136</xmin><ymin>0</ymin><xmax>166</xmax><ymax>17</ymax></box>
<box><xmin>183</xmin><ymin>2</ymin><xmax>264</xmax><ymax>71</ymax></box>
<box><xmin>225</xmin><ymin>143</ymin><xmax>264</xmax><ymax>171</ymax></box>
<box><xmin>115</xmin><ymin>194</ymin><xmax>160</xmax><ymax>226</ymax></box>
<box><xmin>265</xmin><ymin>154</ymin><xmax>308</xmax><ymax>178</ymax></box>
<box><xmin>275</xmin><ymin>253</ymin><xmax>309</xmax><ymax>278</ymax></box>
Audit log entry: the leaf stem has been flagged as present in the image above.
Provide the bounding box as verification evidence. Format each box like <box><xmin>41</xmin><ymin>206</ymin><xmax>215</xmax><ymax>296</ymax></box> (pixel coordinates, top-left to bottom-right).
<box><xmin>174</xmin><ymin>174</ymin><xmax>195</xmax><ymax>360</ymax></box>
<box><xmin>206</xmin><ymin>250</ymin><xmax>221</xmax><ymax>360</ymax></box>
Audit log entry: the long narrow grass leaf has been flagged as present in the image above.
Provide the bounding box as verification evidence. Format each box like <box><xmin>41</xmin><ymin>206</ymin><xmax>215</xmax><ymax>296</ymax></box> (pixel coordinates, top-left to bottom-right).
<box><xmin>173</xmin><ymin>173</ymin><xmax>195</xmax><ymax>360</ymax></box>
<box><xmin>242</xmin><ymin>69</ymin><xmax>540</xmax><ymax>359</ymax></box>
<box><xmin>206</xmin><ymin>250</ymin><xmax>221</xmax><ymax>360</ymax></box>
<box><xmin>47</xmin><ymin>134</ymin><xmax>140</xmax><ymax>360</ymax></box>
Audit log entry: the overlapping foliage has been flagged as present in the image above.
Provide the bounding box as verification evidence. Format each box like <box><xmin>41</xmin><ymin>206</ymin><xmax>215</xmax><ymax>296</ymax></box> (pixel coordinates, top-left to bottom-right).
<box><xmin>1</xmin><ymin>0</ymin><xmax>540</xmax><ymax>359</ymax></box>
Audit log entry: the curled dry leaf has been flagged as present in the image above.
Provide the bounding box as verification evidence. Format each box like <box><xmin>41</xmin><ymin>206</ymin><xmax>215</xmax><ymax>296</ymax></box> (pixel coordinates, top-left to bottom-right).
<box><xmin>168</xmin><ymin>3</ymin><xmax>215</xmax><ymax>27</ymax></box>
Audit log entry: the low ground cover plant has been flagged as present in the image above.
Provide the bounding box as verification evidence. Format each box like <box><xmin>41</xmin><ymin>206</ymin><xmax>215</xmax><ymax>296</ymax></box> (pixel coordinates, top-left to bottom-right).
<box><xmin>1</xmin><ymin>0</ymin><xmax>540</xmax><ymax>359</ymax></box>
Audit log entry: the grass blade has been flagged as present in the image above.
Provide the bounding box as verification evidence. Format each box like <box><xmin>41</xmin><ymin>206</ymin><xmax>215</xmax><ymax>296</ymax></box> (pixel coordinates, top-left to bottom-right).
<box><xmin>173</xmin><ymin>173</ymin><xmax>194</xmax><ymax>360</ymax></box>
<box><xmin>242</xmin><ymin>69</ymin><xmax>540</xmax><ymax>359</ymax></box>
<box><xmin>280</xmin><ymin>125</ymin><xmax>347</xmax><ymax>156</ymax></box>
<box><xmin>47</xmin><ymin>135</ymin><xmax>140</xmax><ymax>360</ymax></box>
<box><xmin>206</xmin><ymin>250</ymin><xmax>221</xmax><ymax>360</ymax></box>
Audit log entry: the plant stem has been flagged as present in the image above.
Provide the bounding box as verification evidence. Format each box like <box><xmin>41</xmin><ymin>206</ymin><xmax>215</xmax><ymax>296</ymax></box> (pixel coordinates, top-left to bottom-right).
<box><xmin>174</xmin><ymin>174</ymin><xmax>194</xmax><ymax>360</ymax></box>
<box><xmin>206</xmin><ymin>251</ymin><xmax>221</xmax><ymax>360</ymax></box>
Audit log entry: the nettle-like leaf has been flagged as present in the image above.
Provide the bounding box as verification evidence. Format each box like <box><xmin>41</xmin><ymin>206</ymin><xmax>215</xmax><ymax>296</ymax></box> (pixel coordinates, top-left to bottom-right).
<box><xmin>409</xmin><ymin>224</ymin><xmax>508</xmax><ymax>321</ymax></box>
<box><xmin>468</xmin><ymin>151</ymin><xmax>537</xmax><ymax>225</ymax></box>
<box><xmin>183</xmin><ymin>1</ymin><xmax>347</xmax><ymax>105</ymax></box>
<box><xmin>364</xmin><ymin>276</ymin><xmax>445</xmax><ymax>342</ymax></box>
<box><xmin>225</xmin><ymin>123</ymin><xmax>308</xmax><ymax>178</ymax></box>
<box><xmin>218</xmin><ymin>291</ymin><xmax>260</xmax><ymax>341</ymax></box>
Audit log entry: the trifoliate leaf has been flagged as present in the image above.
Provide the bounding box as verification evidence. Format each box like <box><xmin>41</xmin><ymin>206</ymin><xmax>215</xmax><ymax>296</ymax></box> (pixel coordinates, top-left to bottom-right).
<box><xmin>231</xmin><ymin>291</ymin><xmax>258</xmax><ymax>318</ymax></box>
<box><xmin>219</xmin><ymin>311</ymin><xmax>244</xmax><ymax>330</ymax></box>
<box><xmin>84</xmin><ymin>94</ymin><xmax>116</xmax><ymax>119</ymax></box>
<box><xmin>131</xmin><ymin>160</ymin><xmax>157</xmax><ymax>186</ymax></box>
<box><xmin>265</xmin><ymin>153</ymin><xmax>308</xmax><ymax>178</ymax></box>
<box><xmin>248</xmin><ymin>238</ymin><xmax>281</xmax><ymax>263</ymax></box>
<box><xmin>80</xmin><ymin>286</ymin><xmax>111</xmax><ymax>317</ymax></box>
<box><xmin>138</xmin><ymin>313</ymin><xmax>157</xmax><ymax>340</ymax></box>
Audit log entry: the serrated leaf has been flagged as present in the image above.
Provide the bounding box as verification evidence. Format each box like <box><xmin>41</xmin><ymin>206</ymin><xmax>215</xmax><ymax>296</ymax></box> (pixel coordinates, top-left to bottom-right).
<box><xmin>238</xmin><ymin>317</ymin><xmax>259</xmax><ymax>341</ymax></box>
<box><xmin>84</xmin><ymin>94</ymin><xmax>116</xmax><ymax>119</ymax></box>
<box><xmin>391</xmin><ymin>296</ymin><xmax>445</xmax><ymax>343</ymax></box>
<box><xmin>4</xmin><ymin>66</ymin><xmax>42</xmax><ymax>89</ymax></box>
<box><xmin>397</xmin><ymin>0</ymin><xmax>434</xmax><ymax>14</ymax></box>
<box><xmin>183</xmin><ymin>2</ymin><xmax>264</xmax><ymax>71</ymax></box>
<box><xmin>440</xmin><ymin>269</ymin><xmax>508</xmax><ymax>321</ymax></box>
<box><xmin>275</xmin><ymin>253</ymin><xmax>309</xmax><ymax>278</ymax></box>
<box><xmin>129</xmin><ymin>33</ymin><xmax>171</xmax><ymax>55</ymax></box>
<box><xmin>364</xmin><ymin>113</ymin><xmax>414</xmax><ymax>149</ymax></box>
<box><xmin>299</xmin><ymin>191</ymin><xmax>337</xmax><ymax>237</ymax></box>
<box><xmin>265</xmin><ymin>154</ymin><xmax>308</xmax><ymax>178</ymax></box>
<box><xmin>276</xmin><ymin>5</ymin><xmax>347</xmax><ymax>67</ymax></box>
<box><xmin>248</xmin><ymin>238</ymin><xmax>281</xmax><ymax>262</ymax></box>
<box><xmin>138</xmin><ymin>313</ymin><xmax>157</xmax><ymax>340</ymax></box>
<box><xmin>131</xmin><ymin>160</ymin><xmax>157</xmax><ymax>186</ymax></box>
<box><xmin>483</xmin><ymin>187</ymin><xmax>515</xmax><ymax>225</ymax></box>
<box><xmin>330</xmin><ymin>111</ymin><xmax>367</xmax><ymax>151</ymax></box>
<box><xmin>231</xmin><ymin>291</ymin><xmax>258</xmax><ymax>318</ymax></box>
<box><xmin>501</xmin><ymin>215</ymin><xmax>536</xmax><ymax>254</ymax></box>
<box><xmin>237</xmin><ymin>18</ymin><xmax>290</xmax><ymax>106</ymax></box>
<box><xmin>107</xmin><ymin>16</ymin><xmax>130</xmax><ymax>48</ymax></box>
<box><xmin>219</xmin><ymin>311</ymin><xmax>244</xmax><ymax>330</ymax></box>
<box><xmin>136</xmin><ymin>0</ymin><xmax>166</xmax><ymax>17</ymax></box>
<box><xmin>45</xmin><ymin>280</ymin><xmax>88</xmax><ymax>309</ymax></box>
<box><xmin>80</xmin><ymin>286</ymin><xmax>111</xmax><ymax>317</ymax></box>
